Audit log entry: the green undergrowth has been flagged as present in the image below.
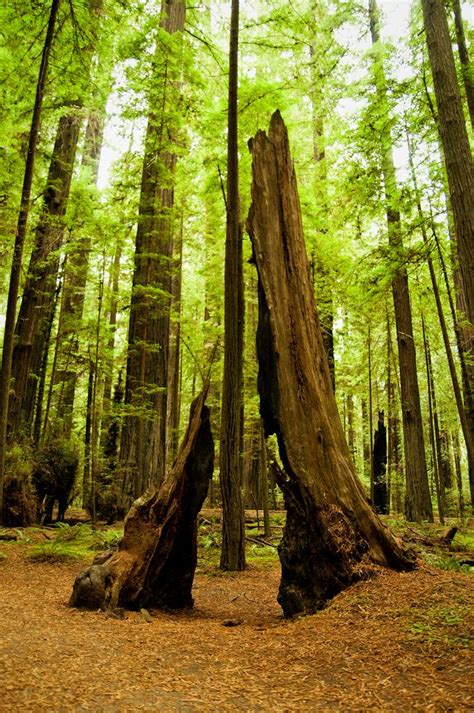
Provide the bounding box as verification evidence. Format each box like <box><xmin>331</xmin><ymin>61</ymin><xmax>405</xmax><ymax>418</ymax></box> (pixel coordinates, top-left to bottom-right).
<box><xmin>407</xmin><ymin>603</ymin><xmax>471</xmax><ymax>648</ymax></box>
<box><xmin>384</xmin><ymin>517</ymin><xmax>474</xmax><ymax>575</ymax></box>
<box><xmin>19</xmin><ymin>523</ymin><xmax>123</xmax><ymax>564</ymax></box>
<box><xmin>1</xmin><ymin>512</ymin><xmax>472</xmax><ymax>575</ymax></box>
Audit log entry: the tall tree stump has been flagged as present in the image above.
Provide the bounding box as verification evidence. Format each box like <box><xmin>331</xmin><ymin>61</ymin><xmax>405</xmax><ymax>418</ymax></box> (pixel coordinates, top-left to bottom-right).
<box><xmin>247</xmin><ymin>111</ymin><xmax>414</xmax><ymax>618</ymax></box>
<box><xmin>373</xmin><ymin>411</ymin><xmax>389</xmax><ymax>514</ymax></box>
<box><xmin>69</xmin><ymin>387</ymin><xmax>213</xmax><ymax>611</ymax></box>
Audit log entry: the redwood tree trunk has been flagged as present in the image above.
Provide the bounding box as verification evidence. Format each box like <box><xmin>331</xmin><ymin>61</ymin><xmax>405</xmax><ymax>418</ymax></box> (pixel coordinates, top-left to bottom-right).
<box><xmin>451</xmin><ymin>0</ymin><xmax>474</xmax><ymax>130</ymax></box>
<box><xmin>369</xmin><ymin>0</ymin><xmax>432</xmax><ymax>522</ymax></box>
<box><xmin>219</xmin><ymin>0</ymin><xmax>246</xmax><ymax>571</ymax></box>
<box><xmin>54</xmin><ymin>109</ymin><xmax>106</xmax><ymax>436</ymax></box>
<box><xmin>247</xmin><ymin>112</ymin><xmax>413</xmax><ymax>618</ymax></box>
<box><xmin>9</xmin><ymin>113</ymin><xmax>81</xmax><ymax>435</ymax></box>
<box><xmin>120</xmin><ymin>0</ymin><xmax>185</xmax><ymax>499</ymax></box>
<box><xmin>0</xmin><ymin>0</ymin><xmax>60</xmax><ymax>521</ymax></box>
<box><xmin>421</xmin><ymin>0</ymin><xmax>474</xmax><ymax>331</ymax></box>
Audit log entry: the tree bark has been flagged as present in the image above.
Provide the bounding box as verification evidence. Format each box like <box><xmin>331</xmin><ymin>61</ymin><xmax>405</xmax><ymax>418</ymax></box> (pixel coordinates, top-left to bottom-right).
<box><xmin>451</xmin><ymin>0</ymin><xmax>474</xmax><ymax>130</ymax></box>
<box><xmin>69</xmin><ymin>388</ymin><xmax>213</xmax><ymax>611</ymax></box>
<box><xmin>54</xmin><ymin>109</ymin><xmax>106</xmax><ymax>437</ymax></box>
<box><xmin>8</xmin><ymin>112</ymin><xmax>81</xmax><ymax>435</ymax></box>
<box><xmin>219</xmin><ymin>0</ymin><xmax>246</xmax><ymax>571</ymax></box>
<box><xmin>247</xmin><ymin>112</ymin><xmax>414</xmax><ymax>618</ymax></box>
<box><xmin>422</xmin><ymin>320</ymin><xmax>445</xmax><ymax>523</ymax></box>
<box><xmin>0</xmin><ymin>0</ymin><xmax>61</xmax><ymax>522</ymax></box>
<box><xmin>421</xmin><ymin>0</ymin><xmax>474</xmax><ymax>331</ymax></box>
<box><xmin>166</xmin><ymin>213</ymin><xmax>183</xmax><ymax>467</ymax></box>
<box><xmin>369</xmin><ymin>0</ymin><xmax>432</xmax><ymax>522</ymax></box>
<box><xmin>120</xmin><ymin>0</ymin><xmax>185</xmax><ymax>499</ymax></box>
<box><xmin>346</xmin><ymin>393</ymin><xmax>356</xmax><ymax>464</ymax></box>
<box><xmin>452</xmin><ymin>433</ymin><xmax>465</xmax><ymax>517</ymax></box>
<box><xmin>99</xmin><ymin>234</ymin><xmax>124</xmax><ymax>450</ymax></box>
<box><xmin>406</xmin><ymin>129</ymin><xmax>474</xmax><ymax>487</ymax></box>
<box><xmin>387</xmin><ymin>321</ymin><xmax>402</xmax><ymax>514</ymax></box>
<box><xmin>361</xmin><ymin>399</ymin><xmax>371</xmax><ymax>484</ymax></box>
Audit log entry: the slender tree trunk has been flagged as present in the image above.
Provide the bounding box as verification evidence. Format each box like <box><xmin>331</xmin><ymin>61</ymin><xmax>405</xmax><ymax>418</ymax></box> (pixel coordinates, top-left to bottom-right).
<box><xmin>430</xmin><ymin>223</ymin><xmax>474</xmax><ymax>510</ymax></box>
<box><xmin>33</xmin><ymin>262</ymin><xmax>64</xmax><ymax>444</ymax></box>
<box><xmin>54</xmin><ymin>110</ymin><xmax>106</xmax><ymax>436</ymax></box>
<box><xmin>421</xmin><ymin>0</ymin><xmax>474</xmax><ymax>330</ymax></box>
<box><xmin>219</xmin><ymin>0</ymin><xmax>245</xmax><ymax>571</ymax></box>
<box><xmin>167</xmin><ymin>213</ymin><xmax>183</xmax><ymax>467</ymax></box>
<box><xmin>83</xmin><ymin>358</ymin><xmax>94</xmax><ymax>509</ymax></box>
<box><xmin>346</xmin><ymin>394</ymin><xmax>356</xmax><ymax>463</ymax></box>
<box><xmin>452</xmin><ymin>433</ymin><xmax>465</xmax><ymax>517</ymax></box>
<box><xmin>406</xmin><ymin>131</ymin><xmax>474</xmax><ymax>491</ymax></box>
<box><xmin>451</xmin><ymin>0</ymin><xmax>474</xmax><ymax>130</ymax></box>
<box><xmin>100</xmin><ymin>235</ymin><xmax>124</xmax><ymax>449</ymax></box>
<box><xmin>0</xmin><ymin>0</ymin><xmax>60</xmax><ymax>522</ymax></box>
<box><xmin>422</xmin><ymin>316</ymin><xmax>444</xmax><ymax>523</ymax></box>
<box><xmin>361</xmin><ymin>399</ymin><xmax>371</xmax><ymax>483</ymax></box>
<box><xmin>424</xmin><ymin>320</ymin><xmax>446</xmax><ymax>522</ymax></box>
<box><xmin>120</xmin><ymin>0</ymin><xmax>185</xmax><ymax>500</ymax></box>
<box><xmin>368</xmin><ymin>325</ymin><xmax>374</xmax><ymax>502</ymax></box>
<box><xmin>387</xmin><ymin>319</ymin><xmax>402</xmax><ymax>513</ymax></box>
<box><xmin>369</xmin><ymin>0</ymin><xmax>432</xmax><ymax>522</ymax></box>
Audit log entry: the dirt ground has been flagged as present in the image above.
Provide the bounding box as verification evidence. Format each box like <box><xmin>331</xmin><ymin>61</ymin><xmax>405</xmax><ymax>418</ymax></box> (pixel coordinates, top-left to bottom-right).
<box><xmin>0</xmin><ymin>541</ymin><xmax>472</xmax><ymax>713</ymax></box>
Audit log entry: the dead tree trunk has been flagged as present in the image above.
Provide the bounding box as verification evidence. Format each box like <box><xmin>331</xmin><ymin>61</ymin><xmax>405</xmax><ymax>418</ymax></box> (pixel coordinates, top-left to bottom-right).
<box><xmin>247</xmin><ymin>112</ymin><xmax>414</xmax><ymax>618</ymax></box>
<box><xmin>69</xmin><ymin>387</ymin><xmax>213</xmax><ymax>611</ymax></box>
<box><xmin>373</xmin><ymin>411</ymin><xmax>389</xmax><ymax>514</ymax></box>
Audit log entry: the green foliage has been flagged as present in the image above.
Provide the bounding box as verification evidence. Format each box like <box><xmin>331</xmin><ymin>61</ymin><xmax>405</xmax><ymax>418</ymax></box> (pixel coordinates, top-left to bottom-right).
<box><xmin>27</xmin><ymin>539</ymin><xmax>85</xmax><ymax>564</ymax></box>
<box><xmin>408</xmin><ymin>604</ymin><xmax>471</xmax><ymax>647</ymax></box>
<box><xmin>1</xmin><ymin>0</ymin><xmax>472</xmax><ymax>531</ymax></box>
<box><xmin>26</xmin><ymin>523</ymin><xmax>123</xmax><ymax>563</ymax></box>
<box><xmin>2</xmin><ymin>445</ymin><xmax>36</xmax><ymax>528</ymax></box>
<box><xmin>421</xmin><ymin>551</ymin><xmax>473</xmax><ymax>575</ymax></box>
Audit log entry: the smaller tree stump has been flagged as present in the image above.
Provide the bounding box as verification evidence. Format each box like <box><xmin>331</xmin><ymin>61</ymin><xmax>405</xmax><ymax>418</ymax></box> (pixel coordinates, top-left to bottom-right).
<box><xmin>69</xmin><ymin>387</ymin><xmax>214</xmax><ymax>611</ymax></box>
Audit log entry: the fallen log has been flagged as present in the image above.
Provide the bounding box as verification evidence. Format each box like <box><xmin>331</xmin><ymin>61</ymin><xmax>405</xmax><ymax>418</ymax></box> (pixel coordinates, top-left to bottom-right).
<box><xmin>247</xmin><ymin>111</ymin><xmax>414</xmax><ymax>618</ymax></box>
<box><xmin>69</xmin><ymin>387</ymin><xmax>214</xmax><ymax>611</ymax></box>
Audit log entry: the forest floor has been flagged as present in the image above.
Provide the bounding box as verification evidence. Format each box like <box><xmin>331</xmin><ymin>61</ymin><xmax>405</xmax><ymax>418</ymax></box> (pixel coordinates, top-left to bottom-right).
<box><xmin>0</xmin><ymin>512</ymin><xmax>473</xmax><ymax>712</ymax></box>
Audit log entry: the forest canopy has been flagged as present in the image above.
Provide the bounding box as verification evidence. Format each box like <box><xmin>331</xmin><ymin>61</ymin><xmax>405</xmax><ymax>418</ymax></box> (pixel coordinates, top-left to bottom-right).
<box><xmin>0</xmin><ymin>0</ymin><xmax>472</xmax><ymax>552</ymax></box>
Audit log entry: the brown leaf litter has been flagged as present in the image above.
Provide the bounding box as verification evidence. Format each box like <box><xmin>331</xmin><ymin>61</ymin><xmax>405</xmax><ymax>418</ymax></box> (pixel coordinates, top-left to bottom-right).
<box><xmin>0</xmin><ymin>545</ymin><xmax>472</xmax><ymax>712</ymax></box>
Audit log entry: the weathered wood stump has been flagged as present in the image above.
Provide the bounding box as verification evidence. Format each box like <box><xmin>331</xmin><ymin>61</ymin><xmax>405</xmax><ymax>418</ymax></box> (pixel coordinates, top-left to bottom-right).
<box><xmin>69</xmin><ymin>388</ymin><xmax>213</xmax><ymax>611</ymax></box>
<box><xmin>247</xmin><ymin>111</ymin><xmax>414</xmax><ymax>618</ymax></box>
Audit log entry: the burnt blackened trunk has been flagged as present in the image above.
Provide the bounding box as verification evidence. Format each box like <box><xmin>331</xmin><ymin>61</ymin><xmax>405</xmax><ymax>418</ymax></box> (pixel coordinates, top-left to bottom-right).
<box><xmin>373</xmin><ymin>412</ymin><xmax>388</xmax><ymax>514</ymax></box>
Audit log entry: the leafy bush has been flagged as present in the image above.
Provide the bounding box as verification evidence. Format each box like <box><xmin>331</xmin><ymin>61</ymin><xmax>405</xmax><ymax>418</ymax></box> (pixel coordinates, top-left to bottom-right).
<box><xmin>2</xmin><ymin>444</ymin><xmax>36</xmax><ymax>527</ymax></box>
